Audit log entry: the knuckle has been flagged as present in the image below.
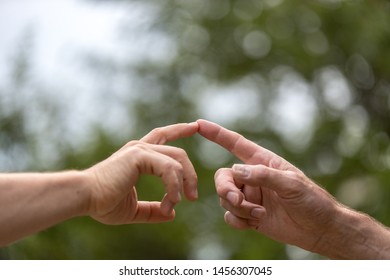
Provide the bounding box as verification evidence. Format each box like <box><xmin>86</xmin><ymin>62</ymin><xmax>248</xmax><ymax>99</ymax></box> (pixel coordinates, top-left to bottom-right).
<box><xmin>150</xmin><ymin>127</ymin><xmax>161</xmax><ymax>135</ymax></box>
<box><xmin>284</xmin><ymin>170</ymin><xmax>306</xmax><ymax>188</ymax></box>
<box><xmin>148</xmin><ymin>127</ymin><xmax>167</xmax><ymax>144</ymax></box>
<box><xmin>164</xmin><ymin>160</ymin><xmax>183</xmax><ymax>174</ymax></box>
<box><xmin>185</xmin><ymin>171</ymin><xmax>198</xmax><ymax>184</ymax></box>
<box><xmin>254</xmin><ymin>165</ymin><xmax>268</xmax><ymax>179</ymax></box>
<box><xmin>175</xmin><ymin>147</ymin><xmax>187</xmax><ymax>158</ymax></box>
<box><xmin>123</xmin><ymin>140</ymin><xmax>140</xmax><ymax>149</ymax></box>
<box><xmin>286</xmin><ymin>170</ymin><xmax>303</xmax><ymax>182</ymax></box>
<box><xmin>215</xmin><ymin>185</ymin><xmax>224</xmax><ymax>197</ymax></box>
<box><xmin>268</xmin><ymin>157</ymin><xmax>283</xmax><ymax>169</ymax></box>
<box><xmin>168</xmin><ymin>147</ymin><xmax>188</xmax><ymax>162</ymax></box>
<box><xmin>128</xmin><ymin>142</ymin><xmax>146</xmax><ymax>152</ymax></box>
<box><xmin>214</xmin><ymin>168</ymin><xmax>229</xmax><ymax>181</ymax></box>
<box><xmin>123</xmin><ymin>142</ymin><xmax>149</xmax><ymax>159</ymax></box>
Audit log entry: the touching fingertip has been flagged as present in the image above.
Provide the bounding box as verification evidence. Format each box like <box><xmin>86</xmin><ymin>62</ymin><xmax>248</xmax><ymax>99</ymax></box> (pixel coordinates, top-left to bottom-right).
<box><xmin>189</xmin><ymin>121</ymin><xmax>199</xmax><ymax>127</ymax></box>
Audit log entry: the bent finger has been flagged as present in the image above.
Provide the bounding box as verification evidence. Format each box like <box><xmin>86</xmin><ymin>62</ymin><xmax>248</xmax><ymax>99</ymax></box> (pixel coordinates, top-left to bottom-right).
<box><xmin>132</xmin><ymin>147</ymin><xmax>185</xmax><ymax>211</ymax></box>
<box><xmin>214</xmin><ymin>168</ymin><xmax>245</xmax><ymax>206</ymax></box>
<box><xmin>232</xmin><ymin>164</ymin><xmax>306</xmax><ymax>198</ymax></box>
<box><xmin>220</xmin><ymin>198</ymin><xmax>266</xmax><ymax>221</ymax></box>
<box><xmin>224</xmin><ymin>211</ymin><xmax>253</xmax><ymax>230</ymax></box>
<box><xmin>150</xmin><ymin>144</ymin><xmax>198</xmax><ymax>201</ymax></box>
<box><xmin>133</xmin><ymin>201</ymin><xmax>175</xmax><ymax>223</ymax></box>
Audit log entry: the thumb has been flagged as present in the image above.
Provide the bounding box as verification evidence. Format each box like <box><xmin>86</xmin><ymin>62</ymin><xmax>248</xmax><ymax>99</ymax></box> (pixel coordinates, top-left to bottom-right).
<box><xmin>232</xmin><ymin>164</ymin><xmax>302</xmax><ymax>197</ymax></box>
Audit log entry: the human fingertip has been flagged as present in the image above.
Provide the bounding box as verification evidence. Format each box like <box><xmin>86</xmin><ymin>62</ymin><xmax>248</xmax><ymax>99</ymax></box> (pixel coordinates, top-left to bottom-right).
<box><xmin>168</xmin><ymin>191</ymin><xmax>182</xmax><ymax>203</ymax></box>
<box><xmin>251</xmin><ymin>208</ymin><xmax>265</xmax><ymax>219</ymax></box>
<box><xmin>161</xmin><ymin>201</ymin><xmax>175</xmax><ymax>216</ymax></box>
<box><xmin>224</xmin><ymin>211</ymin><xmax>241</xmax><ymax>228</ymax></box>
<box><xmin>190</xmin><ymin>188</ymin><xmax>198</xmax><ymax>200</ymax></box>
<box><xmin>232</xmin><ymin>164</ymin><xmax>250</xmax><ymax>178</ymax></box>
<box><xmin>178</xmin><ymin>192</ymin><xmax>182</xmax><ymax>202</ymax></box>
<box><xmin>166</xmin><ymin>209</ymin><xmax>176</xmax><ymax>220</ymax></box>
<box><xmin>196</xmin><ymin>119</ymin><xmax>208</xmax><ymax>127</ymax></box>
<box><xmin>224</xmin><ymin>211</ymin><xmax>232</xmax><ymax>223</ymax></box>
<box><xmin>226</xmin><ymin>191</ymin><xmax>240</xmax><ymax>206</ymax></box>
<box><xmin>189</xmin><ymin>121</ymin><xmax>199</xmax><ymax>127</ymax></box>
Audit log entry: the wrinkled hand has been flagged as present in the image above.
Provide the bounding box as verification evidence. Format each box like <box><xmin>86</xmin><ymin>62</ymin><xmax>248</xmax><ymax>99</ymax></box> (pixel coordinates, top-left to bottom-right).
<box><xmin>85</xmin><ymin>122</ymin><xmax>198</xmax><ymax>225</ymax></box>
<box><xmin>197</xmin><ymin>119</ymin><xmax>341</xmax><ymax>252</ymax></box>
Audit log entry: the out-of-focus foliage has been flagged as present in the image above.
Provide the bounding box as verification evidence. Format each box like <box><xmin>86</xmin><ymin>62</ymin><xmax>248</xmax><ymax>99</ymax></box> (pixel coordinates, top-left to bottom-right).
<box><xmin>1</xmin><ymin>0</ymin><xmax>390</xmax><ymax>259</ymax></box>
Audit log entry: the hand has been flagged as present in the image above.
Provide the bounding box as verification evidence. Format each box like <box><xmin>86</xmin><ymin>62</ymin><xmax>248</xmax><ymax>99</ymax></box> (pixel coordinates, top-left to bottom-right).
<box><xmin>196</xmin><ymin>119</ymin><xmax>342</xmax><ymax>253</ymax></box>
<box><xmin>85</xmin><ymin>122</ymin><xmax>199</xmax><ymax>225</ymax></box>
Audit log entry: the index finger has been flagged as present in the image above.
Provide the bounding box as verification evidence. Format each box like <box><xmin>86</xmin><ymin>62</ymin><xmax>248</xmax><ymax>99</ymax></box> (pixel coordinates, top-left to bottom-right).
<box><xmin>141</xmin><ymin>122</ymin><xmax>199</xmax><ymax>144</ymax></box>
<box><xmin>197</xmin><ymin>119</ymin><xmax>295</xmax><ymax>170</ymax></box>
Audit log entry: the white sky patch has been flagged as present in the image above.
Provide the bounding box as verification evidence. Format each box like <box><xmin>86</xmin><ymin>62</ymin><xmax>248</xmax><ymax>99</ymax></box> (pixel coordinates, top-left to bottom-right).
<box><xmin>1</xmin><ymin>0</ymin><xmax>321</xmax><ymax>158</ymax></box>
<box><xmin>198</xmin><ymin>77</ymin><xmax>262</xmax><ymax>126</ymax></box>
<box><xmin>316</xmin><ymin>66</ymin><xmax>353</xmax><ymax>112</ymax></box>
<box><xmin>0</xmin><ymin>0</ymin><xmax>161</xmax><ymax>147</ymax></box>
<box><xmin>0</xmin><ymin>0</ymin><xmax>129</xmax><ymax>81</ymax></box>
<box><xmin>269</xmin><ymin>71</ymin><xmax>318</xmax><ymax>151</ymax></box>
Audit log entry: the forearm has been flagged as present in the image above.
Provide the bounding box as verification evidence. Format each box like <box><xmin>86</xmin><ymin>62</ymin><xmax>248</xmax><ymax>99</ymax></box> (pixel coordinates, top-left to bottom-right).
<box><xmin>0</xmin><ymin>171</ymin><xmax>90</xmax><ymax>246</ymax></box>
<box><xmin>315</xmin><ymin>205</ymin><xmax>390</xmax><ymax>259</ymax></box>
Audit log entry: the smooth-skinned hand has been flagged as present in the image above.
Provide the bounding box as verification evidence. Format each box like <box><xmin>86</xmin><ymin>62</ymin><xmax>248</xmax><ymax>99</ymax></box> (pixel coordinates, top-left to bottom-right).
<box><xmin>86</xmin><ymin>122</ymin><xmax>199</xmax><ymax>225</ymax></box>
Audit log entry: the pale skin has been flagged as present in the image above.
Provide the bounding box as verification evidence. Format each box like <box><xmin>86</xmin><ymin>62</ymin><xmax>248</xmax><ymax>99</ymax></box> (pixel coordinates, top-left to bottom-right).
<box><xmin>3</xmin><ymin>119</ymin><xmax>390</xmax><ymax>259</ymax></box>
<box><xmin>0</xmin><ymin>122</ymin><xmax>199</xmax><ymax>247</ymax></box>
<box><xmin>197</xmin><ymin>119</ymin><xmax>390</xmax><ymax>259</ymax></box>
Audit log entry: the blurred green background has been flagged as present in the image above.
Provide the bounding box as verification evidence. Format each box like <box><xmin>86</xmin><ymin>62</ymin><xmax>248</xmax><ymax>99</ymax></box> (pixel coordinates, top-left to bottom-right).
<box><xmin>1</xmin><ymin>0</ymin><xmax>390</xmax><ymax>259</ymax></box>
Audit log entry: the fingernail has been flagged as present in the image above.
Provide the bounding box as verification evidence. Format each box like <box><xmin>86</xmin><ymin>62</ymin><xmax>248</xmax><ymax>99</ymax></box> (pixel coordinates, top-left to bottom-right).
<box><xmin>176</xmin><ymin>192</ymin><xmax>182</xmax><ymax>202</ymax></box>
<box><xmin>162</xmin><ymin>201</ymin><xmax>175</xmax><ymax>216</ymax></box>
<box><xmin>189</xmin><ymin>122</ymin><xmax>199</xmax><ymax>129</ymax></box>
<box><xmin>169</xmin><ymin>192</ymin><xmax>181</xmax><ymax>203</ymax></box>
<box><xmin>251</xmin><ymin>208</ymin><xmax>264</xmax><ymax>219</ymax></box>
<box><xmin>165</xmin><ymin>206</ymin><xmax>174</xmax><ymax>216</ymax></box>
<box><xmin>192</xmin><ymin>188</ymin><xmax>198</xmax><ymax>199</ymax></box>
<box><xmin>233</xmin><ymin>164</ymin><xmax>250</xmax><ymax>178</ymax></box>
<box><xmin>226</xmin><ymin>191</ymin><xmax>239</xmax><ymax>205</ymax></box>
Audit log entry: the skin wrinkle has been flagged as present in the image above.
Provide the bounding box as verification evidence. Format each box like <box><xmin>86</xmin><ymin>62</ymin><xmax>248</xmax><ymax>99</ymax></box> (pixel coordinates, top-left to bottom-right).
<box><xmin>231</xmin><ymin>135</ymin><xmax>251</xmax><ymax>162</ymax></box>
<box><xmin>144</xmin><ymin>128</ymin><xmax>166</xmax><ymax>145</ymax></box>
<box><xmin>145</xmin><ymin>144</ymin><xmax>197</xmax><ymax>200</ymax></box>
<box><xmin>197</xmin><ymin>119</ymin><xmax>390</xmax><ymax>259</ymax></box>
<box><xmin>135</xmin><ymin>202</ymin><xmax>151</xmax><ymax>223</ymax></box>
<box><xmin>96</xmin><ymin>190</ymin><xmax>133</xmax><ymax>225</ymax></box>
<box><xmin>309</xmin><ymin>226</ymin><xmax>330</xmax><ymax>255</ymax></box>
<box><xmin>0</xmin><ymin>122</ymin><xmax>199</xmax><ymax>246</ymax></box>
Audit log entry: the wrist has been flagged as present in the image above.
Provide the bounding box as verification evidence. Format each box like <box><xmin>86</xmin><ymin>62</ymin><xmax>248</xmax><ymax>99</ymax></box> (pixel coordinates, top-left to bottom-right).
<box><xmin>63</xmin><ymin>170</ymin><xmax>92</xmax><ymax>218</ymax></box>
<box><xmin>314</xmin><ymin>204</ymin><xmax>390</xmax><ymax>259</ymax></box>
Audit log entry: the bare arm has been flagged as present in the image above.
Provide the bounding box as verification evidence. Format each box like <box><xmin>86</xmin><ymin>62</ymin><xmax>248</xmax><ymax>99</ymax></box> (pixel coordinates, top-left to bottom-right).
<box><xmin>0</xmin><ymin>122</ymin><xmax>199</xmax><ymax>247</ymax></box>
<box><xmin>197</xmin><ymin>119</ymin><xmax>390</xmax><ymax>259</ymax></box>
<box><xmin>0</xmin><ymin>171</ymin><xmax>89</xmax><ymax>247</ymax></box>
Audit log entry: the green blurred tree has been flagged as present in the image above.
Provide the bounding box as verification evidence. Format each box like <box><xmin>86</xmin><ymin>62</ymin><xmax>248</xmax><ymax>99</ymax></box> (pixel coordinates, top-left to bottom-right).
<box><xmin>1</xmin><ymin>0</ymin><xmax>390</xmax><ymax>260</ymax></box>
